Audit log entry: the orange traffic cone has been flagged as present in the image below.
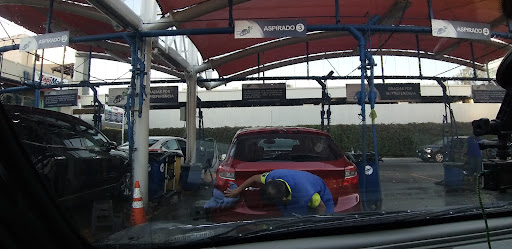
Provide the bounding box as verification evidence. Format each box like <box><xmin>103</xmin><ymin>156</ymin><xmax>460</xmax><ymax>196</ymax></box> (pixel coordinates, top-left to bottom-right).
<box><xmin>130</xmin><ymin>181</ymin><xmax>146</xmax><ymax>225</ymax></box>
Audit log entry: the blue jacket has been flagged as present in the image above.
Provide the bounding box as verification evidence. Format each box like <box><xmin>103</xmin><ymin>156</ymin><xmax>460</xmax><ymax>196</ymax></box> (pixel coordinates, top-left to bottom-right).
<box><xmin>264</xmin><ymin>169</ymin><xmax>334</xmax><ymax>216</ymax></box>
<box><xmin>466</xmin><ymin>136</ymin><xmax>482</xmax><ymax>158</ymax></box>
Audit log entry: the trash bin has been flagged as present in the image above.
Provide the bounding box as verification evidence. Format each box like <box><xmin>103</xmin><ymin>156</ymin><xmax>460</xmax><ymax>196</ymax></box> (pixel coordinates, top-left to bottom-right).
<box><xmin>443</xmin><ymin>162</ymin><xmax>465</xmax><ymax>191</ymax></box>
<box><xmin>148</xmin><ymin>151</ymin><xmax>178</xmax><ymax>200</ymax></box>
<box><xmin>355</xmin><ymin>159</ymin><xmax>383</xmax><ymax>211</ymax></box>
<box><xmin>148</xmin><ymin>152</ymin><xmax>166</xmax><ymax>200</ymax></box>
<box><xmin>180</xmin><ymin>163</ymin><xmax>203</xmax><ymax>191</ymax></box>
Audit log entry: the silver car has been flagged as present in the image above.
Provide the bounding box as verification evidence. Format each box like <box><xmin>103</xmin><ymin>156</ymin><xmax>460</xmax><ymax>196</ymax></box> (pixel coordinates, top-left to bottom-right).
<box><xmin>118</xmin><ymin>136</ymin><xmax>186</xmax><ymax>157</ymax></box>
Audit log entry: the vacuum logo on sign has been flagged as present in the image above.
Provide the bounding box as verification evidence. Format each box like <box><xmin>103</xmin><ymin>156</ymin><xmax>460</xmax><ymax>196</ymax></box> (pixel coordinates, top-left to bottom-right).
<box><xmin>238</xmin><ymin>26</ymin><xmax>253</xmax><ymax>36</ymax></box>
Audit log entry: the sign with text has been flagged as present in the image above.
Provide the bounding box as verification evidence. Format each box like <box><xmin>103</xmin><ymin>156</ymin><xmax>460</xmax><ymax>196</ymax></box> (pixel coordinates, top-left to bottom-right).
<box><xmin>20</xmin><ymin>31</ymin><xmax>70</xmax><ymax>51</ymax></box>
<box><xmin>346</xmin><ymin>83</ymin><xmax>421</xmax><ymax>103</ymax></box>
<box><xmin>44</xmin><ymin>89</ymin><xmax>77</xmax><ymax>107</ymax></box>
<box><xmin>104</xmin><ymin>105</ymin><xmax>124</xmax><ymax>124</ymax></box>
<box><xmin>472</xmin><ymin>85</ymin><xmax>506</xmax><ymax>103</ymax></box>
<box><xmin>431</xmin><ymin>19</ymin><xmax>491</xmax><ymax>40</ymax></box>
<box><xmin>242</xmin><ymin>83</ymin><xmax>286</xmax><ymax>102</ymax></box>
<box><xmin>235</xmin><ymin>20</ymin><xmax>306</xmax><ymax>38</ymax></box>
<box><xmin>109</xmin><ymin>86</ymin><xmax>179</xmax><ymax>107</ymax></box>
<box><xmin>36</xmin><ymin>71</ymin><xmax>69</xmax><ymax>85</ymax></box>
<box><xmin>150</xmin><ymin>86</ymin><xmax>178</xmax><ymax>105</ymax></box>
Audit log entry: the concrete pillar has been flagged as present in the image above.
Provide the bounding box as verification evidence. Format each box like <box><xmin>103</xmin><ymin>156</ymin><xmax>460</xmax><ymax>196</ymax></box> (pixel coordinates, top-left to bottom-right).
<box><xmin>131</xmin><ymin>0</ymin><xmax>156</xmax><ymax>208</ymax></box>
<box><xmin>132</xmin><ymin>39</ymin><xmax>151</xmax><ymax>208</ymax></box>
<box><xmin>73</xmin><ymin>54</ymin><xmax>91</xmax><ymax>95</ymax></box>
<box><xmin>185</xmin><ymin>73</ymin><xmax>197</xmax><ymax>163</ymax></box>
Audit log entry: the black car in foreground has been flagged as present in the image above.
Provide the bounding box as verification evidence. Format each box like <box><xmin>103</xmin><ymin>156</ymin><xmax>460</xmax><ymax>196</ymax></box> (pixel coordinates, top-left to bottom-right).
<box><xmin>4</xmin><ymin>104</ymin><xmax>131</xmax><ymax>207</ymax></box>
<box><xmin>416</xmin><ymin>136</ymin><xmax>467</xmax><ymax>163</ymax></box>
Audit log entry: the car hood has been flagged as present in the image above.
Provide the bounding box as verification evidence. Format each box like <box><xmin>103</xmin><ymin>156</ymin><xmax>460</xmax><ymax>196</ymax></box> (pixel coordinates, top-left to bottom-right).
<box><xmin>418</xmin><ymin>144</ymin><xmax>443</xmax><ymax>150</ymax></box>
<box><xmin>94</xmin><ymin>221</ymin><xmax>238</xmax><ymax>248</ymax></box>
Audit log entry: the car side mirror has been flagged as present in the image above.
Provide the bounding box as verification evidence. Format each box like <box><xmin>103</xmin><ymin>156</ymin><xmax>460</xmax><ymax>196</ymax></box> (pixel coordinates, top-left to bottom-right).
<box><xmin>108</xmin><ymin>141</ymin><xmax>117</xmax><ymax>149</ymax></box>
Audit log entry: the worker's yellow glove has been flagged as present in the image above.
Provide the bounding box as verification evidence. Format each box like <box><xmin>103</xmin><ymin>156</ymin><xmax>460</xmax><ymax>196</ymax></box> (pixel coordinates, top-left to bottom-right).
<box><xmin>369</xmin><ymin>109</ymin><xmax>377</xmax><ymax>124</ymax></box>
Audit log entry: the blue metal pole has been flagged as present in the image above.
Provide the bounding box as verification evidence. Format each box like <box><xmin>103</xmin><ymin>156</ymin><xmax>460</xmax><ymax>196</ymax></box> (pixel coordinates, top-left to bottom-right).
<box><xmin>366</xmin><ymin>52</ymin><xmax>379</xmax><ymax>165</ymax></box>
<box><xmin>308</xmin><ymin>24</ymin><xmax>431</xmax><ymax>33</ymax></box>
<box><xmin>416</xmin><ymin>34</ymin><xmax>422</xmax><ymax>77</ymax></box>
<box><xmin>228</xmin><ymin>0</ymin><xmax>234</xmax><ymax>27</ymax></box>
<box><xmin>35</xmin><ymin>0</ymin><xmax>55</xmax><ymax>108</ymax></box>
<box><xmin>348</xmin><ymin>27</ymin><xmax>367</xmax><ymax>165</ymax></box>
<box><xmin>470</xmin><ymin>42</ymin><xmax>477</xmax><ymax>78</ymax></box>
<box><xmin>140</xmin><ymin>27</ymin><xmax>234</xmax><ymax>38</ymax></box>
<box><xmin>0</xmin><ymin>44</ymin><xmax>19</xmax><ymax>52</ymax></box>
<box><xmin>124</xmin><ymin>35</ymin><xmax>138</xmax><ymax>166</ymax></box>
<box><xmin>335</xmin><ymin>0</ymin><xmax>340</xmax><ymax>25</ymax></box>
<box><xmin>138</xmin><ymin>37</ymin><xmax>146</xmax><ymax>118</ymax></box>
<box><xmin>306</xmin><ymin>42</ymin><xmax>310</xmax><ymax>77</ymax></box>
<box><xmin>427</xmin><ymin>0</ymin><xmax>434</xmax><ymax>20</ymax></box>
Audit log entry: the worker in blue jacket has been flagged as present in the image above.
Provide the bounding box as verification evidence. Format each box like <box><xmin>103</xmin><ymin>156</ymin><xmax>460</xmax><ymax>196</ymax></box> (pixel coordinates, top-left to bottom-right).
<box><xmin>224</xmin><ymin>169</ymin><xmax>334</xmax><ymax>216</ymax></box>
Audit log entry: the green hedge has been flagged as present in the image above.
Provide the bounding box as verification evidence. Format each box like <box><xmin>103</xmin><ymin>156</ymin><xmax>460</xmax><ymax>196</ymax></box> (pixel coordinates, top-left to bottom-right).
<box><xmin>101</xmin><ymin>123</ymin><xmax>477</xmax><ymax>157</ymax></box>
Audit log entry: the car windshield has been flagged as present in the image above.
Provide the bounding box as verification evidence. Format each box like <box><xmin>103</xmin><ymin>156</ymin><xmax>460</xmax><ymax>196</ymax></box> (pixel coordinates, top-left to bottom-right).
<box><xmin>10</xmin><ymin>109</ymin><xmax>110</xmax><ymax>149</ymax></box>
<box><xmin>3</xmin><ymin>1</ymin><xmax>512</xmax><ymax>249</ymax></box>
<box><xmin>148</xmin><ymin>138</ymin><xmax>160</xmax><ymax>147</ymax></box>
<box><xmin>233</xmin><ymin>133</ymin><xmax>342</xmax><ymax>162</ymax></box>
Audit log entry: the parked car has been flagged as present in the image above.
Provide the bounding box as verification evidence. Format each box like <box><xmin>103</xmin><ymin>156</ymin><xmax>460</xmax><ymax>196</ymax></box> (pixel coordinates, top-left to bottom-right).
<box><xmin>210</xmin><ymin>127</ymin><xmax>361</xmax><ymax>222</ymax></box>
<box><xmin>4</xmin><ymin>104</ymin><xmax>131</xmax><ymax>206</ymax></box>
<box><xmin>118</xmin><ymin>136</ymin><xmax>186</xmax><ymax>157</ymax></box>
<box><xmin>345</xmin><ymin>151</ymin><xmax>383</xmax><ymax>163</ymax></box>
<box><xmin>417</xmin><ymin>136</ymin><xmax>468</xmax><ymax>163</ymax></box>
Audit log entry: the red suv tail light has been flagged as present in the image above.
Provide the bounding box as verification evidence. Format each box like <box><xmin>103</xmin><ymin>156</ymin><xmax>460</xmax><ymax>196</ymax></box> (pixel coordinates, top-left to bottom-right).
<box><xmin>216</xmin><ymin>166</ymin><xmax>235</xmax><ymax>191</ymax></box>
<box><xmin>342</xmin><ymin>164</ymin><xmax>359</xmax><ymax>192</ymax></box>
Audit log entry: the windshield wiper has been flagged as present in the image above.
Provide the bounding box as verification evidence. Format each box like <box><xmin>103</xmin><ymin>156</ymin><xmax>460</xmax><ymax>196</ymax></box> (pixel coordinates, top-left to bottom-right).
<box><xmin>211</xmin><ymin>203</ymin><xmax>512</xmax><ymax>239</ymax></box>
<box><xmin>203</xmin><ymin>211</ymin><xmax>411</xmax><ymax>241</ymax></box>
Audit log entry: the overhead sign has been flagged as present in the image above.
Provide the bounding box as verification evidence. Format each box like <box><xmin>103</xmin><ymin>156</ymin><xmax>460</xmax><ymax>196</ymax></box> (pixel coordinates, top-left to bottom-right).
<box><xmin>472</xmin><ymin>85</ymin><xmax>506</xmax><ymax>103</ymax></box>
<box><xmin>346</xmin><ymin>83</ymin><xmax>421</xmax><ymax>103</ymax></box>
<box><xmin>235</xmin><ymin>20</ymin><xmax>306</xmax><ymax>38</ymax></box>
<box><xmin>44</xmin><ymin>89</ymin><xmax>77</xmax><ymax>107</ymax></box>
<box><xmin>104</xmin><ymin>105</ymin><xmax>124</xmax><ymax>124</ymax></box>
<box><xmin>108</xmin><ymin>88</ymin><xmax>129</xmax><ymax>107</ymax></box>
<box><xmin>36</xmin><ymin>71</ymin><xmax>69</xmax><ymax>85</ymax></box>
<box><xmin>431</xmin><ymin>19</ymin><xmax>491</xmax><ymax>40</ymax></box>
<box><xmin>150</xmin><ymin>86</ymin><xmax>178</xmax><ymax>105</ymax></box>
<box><xmin>109</xmin><ymin>86</ymin><xmax>179</xmax><ymax>107</ymax></box>
<box><xmin>20</xmin><ymin>31</ymin><xmax>70</xmax><ymax>52</ymax></box>
<box><xmin>242</xmin><ymin>83</ymin><xmax>286</xmax><ymax>102</ymax></box>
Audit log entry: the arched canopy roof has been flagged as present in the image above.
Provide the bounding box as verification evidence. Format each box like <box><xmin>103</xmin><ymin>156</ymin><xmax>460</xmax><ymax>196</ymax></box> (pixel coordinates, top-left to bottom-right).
<box><xmin>0</xmin><ymin>0</ymin><xmax>510</xmax><ymax>78</ymax></box>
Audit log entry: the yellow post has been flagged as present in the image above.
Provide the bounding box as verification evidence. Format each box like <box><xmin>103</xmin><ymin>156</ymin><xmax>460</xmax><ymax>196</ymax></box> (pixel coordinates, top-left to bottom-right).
<box><xmin>173</xmin><ymin>156</ymin><xmax>182</xmax><ymax>191</ymax></box>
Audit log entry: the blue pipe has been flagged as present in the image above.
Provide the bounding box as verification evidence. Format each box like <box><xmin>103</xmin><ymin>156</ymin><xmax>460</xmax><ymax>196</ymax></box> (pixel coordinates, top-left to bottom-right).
<box><xmin>308</xmin><ymin>24</ymin><xmax>431</xmax><ymax>34</ymax></box>
<box><xmin>124</xmin><ymin>35</ymin><xmax>139</xmax><ymax>166</ymax></box>
<box><xmin>140</xmin><ymin>27</ymin><xmax>234</xmax><ymax>38</ymax></box>
<box><xmin>366</xmin><ymin>51</ymin><xmax>379</xmax><ymax>165</ymax></box>
<box><xmin>348</xmin><ymin>27</ymin><xmax>367</xmax><ymax>165</ymax></box>
<box><xmin>335</xmin><ymin>0</ymin><xmax>340</xmax><ymax>25</ymax></box>
<box><xmin>137</xmin><ymin>35</ymin><xmax>146</xmax><ymax>118</ymax></box>
<box><xmin>427</xmin><ymin>0</ymin><xmax>434</xmax><ymax>20</ymax></box>
<box><xmin>6</xmin><ymin>25</ymin><xmax>512</xmax><ymax>55</ymax></box>
<box><xmin>0</xmin><ymin>44</ymin><xmax>19</xmax><ymax>52</ymax></box>
<box><xmin>71</xmin><ymin>32</ymin><xmax>131</xmax><ymax>44</ymax></box>
<box><xmin>0</xmin><ymin>86</ymin><xmax>30</xmax><ymax>93</ymax></box>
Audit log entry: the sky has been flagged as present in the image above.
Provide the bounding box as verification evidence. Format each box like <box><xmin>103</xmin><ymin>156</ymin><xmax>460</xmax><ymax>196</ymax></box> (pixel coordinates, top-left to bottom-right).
<box><xmin>0</xmin><ymin>1</ymin><xmax>500</xmax><ymax>95</ymax></box>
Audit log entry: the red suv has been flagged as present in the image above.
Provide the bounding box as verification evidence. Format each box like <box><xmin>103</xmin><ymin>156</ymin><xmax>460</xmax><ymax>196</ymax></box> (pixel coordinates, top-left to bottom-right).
<box><xmin>211</xmin><ymin>127</ymin><xmax>361</xmax><ymax>222</ymax></box>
